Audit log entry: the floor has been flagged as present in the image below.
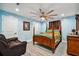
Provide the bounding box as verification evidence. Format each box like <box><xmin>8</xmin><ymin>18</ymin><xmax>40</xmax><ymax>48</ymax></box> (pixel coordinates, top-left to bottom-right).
<box><xmin>23</xmin><ymin>41</ymin><xmax>68</xmax><ymax>56</ymax></box>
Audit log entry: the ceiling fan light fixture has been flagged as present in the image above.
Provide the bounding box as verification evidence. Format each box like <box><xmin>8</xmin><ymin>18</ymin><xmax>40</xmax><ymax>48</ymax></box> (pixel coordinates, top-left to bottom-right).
<box><xmin>40</xmin><ymin>17</ymin><xmax>45</xmax><ymax>21</ymax></box>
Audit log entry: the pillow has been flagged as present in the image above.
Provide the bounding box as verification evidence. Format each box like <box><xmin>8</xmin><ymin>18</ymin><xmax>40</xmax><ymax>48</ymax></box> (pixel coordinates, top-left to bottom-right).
<box><xmin>54</xmin><ymin>30</ymin><xmax>59</xmax><ymax>32</ymax></box>
<box><xmin>47</xmin><ymin>30</ymin><xmax>53</xmax><ymax>32</ymax></box>
<box><xmin>47</xmin><ymin>33</ymin><xmax>52</xmax><ymax>36</ymax></box>
<box><xmin>54</xmin><ymin>32</ymin><xmax>60</xmax><ymax>36</ymax></box>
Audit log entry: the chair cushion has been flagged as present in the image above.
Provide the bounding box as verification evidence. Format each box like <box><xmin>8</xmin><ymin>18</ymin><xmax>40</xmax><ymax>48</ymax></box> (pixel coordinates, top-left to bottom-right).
<box><xmin>9</xmin><ymin>40</ymin><xmax>21</xmax><ymax>48</ymax></box>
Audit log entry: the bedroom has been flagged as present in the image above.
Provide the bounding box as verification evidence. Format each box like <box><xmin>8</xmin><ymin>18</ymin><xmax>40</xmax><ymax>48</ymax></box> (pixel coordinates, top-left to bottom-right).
<box><xmin>0</xmin><ymin>3</ymin><xmax>79</xmax><ymax>56</ymax></box>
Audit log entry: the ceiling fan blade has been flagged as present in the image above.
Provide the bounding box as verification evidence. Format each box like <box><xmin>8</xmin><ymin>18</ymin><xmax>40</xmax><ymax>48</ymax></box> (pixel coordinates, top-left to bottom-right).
<box><xmin>47</xmin><ymin>10</ymin><xmax>54</xmax><ymax>14</ymax></box>
<box><xmin>49</xmin><ymin>14</ymin><xmax>57</xmax><ymax>16</ymax></box>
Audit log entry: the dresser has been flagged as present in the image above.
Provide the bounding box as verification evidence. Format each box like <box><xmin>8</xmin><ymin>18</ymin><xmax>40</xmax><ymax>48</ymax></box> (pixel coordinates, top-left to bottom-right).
<box><xmin>67</xmin><ymin>35</ymin><xmax>79</xmax><ymax>56</ymax></box>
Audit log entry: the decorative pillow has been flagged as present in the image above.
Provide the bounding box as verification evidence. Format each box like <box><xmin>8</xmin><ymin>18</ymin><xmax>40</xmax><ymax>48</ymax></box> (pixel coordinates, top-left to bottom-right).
<box><xmin>43</xmin><ymin>32</ymin><xmax>52</xmax><ymax>36</ymax></box>
<box><xmin>54</xmin><ymin>32</ymin><xmax>60</xmax><ymax>36</ymax></box>
<box><xmin>47</xmin><ymin>30</ymin><xmax>53</xmax><ymax>32</ymax></box>
<box><xmin>54</xmin><ymin>31</ymin><xmax>60</xmax><ymax>40</ymax></box>
<box><xmin>54</xmin><ymin>30</ymin><xmax>59</xmax><ymax>32</ymax></box>
<box><xmin>47</xmin><ymin>33</ymin><xmax>52</xmax><ymax>36</ymax></box>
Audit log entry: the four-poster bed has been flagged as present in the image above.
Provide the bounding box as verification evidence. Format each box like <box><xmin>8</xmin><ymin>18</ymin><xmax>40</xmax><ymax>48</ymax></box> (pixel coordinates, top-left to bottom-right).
<box><xmin>33</xmin><ymin>20</ymin><xmax>62</xmax><ymax>53</ymax></box>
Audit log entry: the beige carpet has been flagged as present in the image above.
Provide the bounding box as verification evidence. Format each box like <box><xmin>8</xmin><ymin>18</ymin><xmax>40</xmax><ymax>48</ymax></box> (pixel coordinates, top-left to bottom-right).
<box><xmin>22</xmin><ymin>41</ymin><xmax>68</xmax><ymax>56</ymax></box>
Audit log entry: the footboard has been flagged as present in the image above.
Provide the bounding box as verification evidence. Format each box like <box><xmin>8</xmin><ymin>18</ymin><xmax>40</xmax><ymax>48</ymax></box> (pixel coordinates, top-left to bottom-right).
<box><xmin>33</xmin><ymin>36</ymin><xmax>54</xmax><ymax>48</ymax></box>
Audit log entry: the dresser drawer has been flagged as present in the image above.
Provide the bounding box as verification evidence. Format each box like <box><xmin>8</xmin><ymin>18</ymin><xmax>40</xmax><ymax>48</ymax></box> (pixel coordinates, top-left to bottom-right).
<box><xmin>67</xmin><ymin>36</ymin><xmax>79</xmax><ymax>55</ymax></box>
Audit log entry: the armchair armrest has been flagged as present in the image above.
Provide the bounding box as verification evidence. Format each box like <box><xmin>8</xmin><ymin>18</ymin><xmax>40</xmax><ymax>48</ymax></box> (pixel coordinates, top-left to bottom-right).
<box><xmin>0</xmin><ymin>40</ymin><xmax>8</xmax><ymax>48</ymax></box>
<box><xmin>6</xmin><ymin>37</ymin><xmax>18</xmax><ymax>42</ymax></box>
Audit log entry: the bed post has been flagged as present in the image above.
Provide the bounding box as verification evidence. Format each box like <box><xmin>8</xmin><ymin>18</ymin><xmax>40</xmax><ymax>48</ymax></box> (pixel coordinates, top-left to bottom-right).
<box><xmin>33</xmin><ymin>36</ymin><xmax>35</xmax><ymax>45</ymax></box>
<box><xmin>60</xmin><ymin>21</ymin><xmax>62</xmax><ymax>42</ymax></box>
<box><xmin>52</xmin><ymin>24</ymin><xmax>55</xmax><ymax>53</ymax></box>
<box><xmin>52</xmin><ymin>46</ymin><xmax>55</xmax><ymax>53</ymax></box>
<box><xmin>33</xmin><ymin>41</ymin><xmax>35</xmax><ymax>45</ymax></box>
<box><xmin>33</xmin><ymin>26</ymin><xmax>35</xmax><ymax>45</ymax></box>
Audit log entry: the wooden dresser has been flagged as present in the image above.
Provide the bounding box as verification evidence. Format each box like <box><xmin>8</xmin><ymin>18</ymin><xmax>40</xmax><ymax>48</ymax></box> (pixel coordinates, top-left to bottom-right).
<box><xmin>67</xmin><ymin>35</ymin><xmax>79</xmax><ymax>56</ymax></box>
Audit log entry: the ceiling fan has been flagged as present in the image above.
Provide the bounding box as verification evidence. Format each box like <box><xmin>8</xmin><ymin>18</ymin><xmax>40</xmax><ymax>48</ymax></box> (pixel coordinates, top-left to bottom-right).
<box><xmin>30</xmin><ymin>8</ymin><xmax>57</xmax><ymax>20</ymax></box>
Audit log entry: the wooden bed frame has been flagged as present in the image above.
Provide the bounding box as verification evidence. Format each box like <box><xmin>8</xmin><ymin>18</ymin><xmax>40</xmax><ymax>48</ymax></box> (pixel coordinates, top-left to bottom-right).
<box><xmin>33</xmin><ymin>21</ymin><xmax>62</xmax><ymax>53</ymax></box>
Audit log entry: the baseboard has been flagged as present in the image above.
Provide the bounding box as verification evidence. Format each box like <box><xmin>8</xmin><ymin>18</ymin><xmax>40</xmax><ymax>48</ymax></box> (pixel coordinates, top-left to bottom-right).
<box><xmin>19</xmin><ymin>39</ymin><xmax>32</xmax><ymax>42</ymax></box>
<box><xmin>26</xmin><ymin>39</ymin><xmax>32</xmax><ymax>42</ymax></box>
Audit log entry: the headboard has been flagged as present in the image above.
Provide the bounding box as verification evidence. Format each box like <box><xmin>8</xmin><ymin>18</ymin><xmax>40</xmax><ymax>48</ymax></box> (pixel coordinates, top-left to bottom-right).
<box><xmin>49</xmin><ymin>20</ymin><xmax>61</xmax><ymax>30</ymax></box>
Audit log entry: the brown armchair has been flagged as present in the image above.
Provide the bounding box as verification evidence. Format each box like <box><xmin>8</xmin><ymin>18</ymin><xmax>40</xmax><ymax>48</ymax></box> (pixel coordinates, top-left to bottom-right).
<box><xmin>0</xmin><ymin>34</ymin><xmax>27</xmax><ymax>56</ymax></box>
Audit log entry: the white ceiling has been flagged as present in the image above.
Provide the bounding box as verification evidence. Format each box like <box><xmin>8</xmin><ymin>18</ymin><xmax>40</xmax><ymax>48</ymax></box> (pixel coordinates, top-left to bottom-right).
<box><xmin>0</xmin><ymin>3</ymin><xmax>79</xmax><ymax>20</ymax></box>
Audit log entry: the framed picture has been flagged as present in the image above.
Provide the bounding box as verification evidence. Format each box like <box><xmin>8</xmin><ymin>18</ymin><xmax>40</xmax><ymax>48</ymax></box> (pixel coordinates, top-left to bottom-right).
<box><xmin>23</xmin><ymin>21</ymin><xmax>30</xmax><ymax>31</ymax></box>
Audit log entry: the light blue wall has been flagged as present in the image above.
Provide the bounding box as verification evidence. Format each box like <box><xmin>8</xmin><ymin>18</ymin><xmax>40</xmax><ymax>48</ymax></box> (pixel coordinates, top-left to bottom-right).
<box><xmin>40</xmin><ymin>22</ymin><xmax>46</xmax><ymax>32</ymax></box>
<box><xmin>32</xmin><ymin>21</ymin><xmax>42</xmax><ymax>34</ymax></box>
<box><xmin>40</xmin><ymin>21</ymin><xmax>49</xmax><ymax>32</ymax></box>
<box><xmin>18</xmin><ymin>17</ymin><xmax>43</xmax><ymax>41</ymax></box>
<box><xmin>0</xmin><ymin>10</ymin><xmax>36</xmax><ymax>41</ymax></box>
<box><xmin>18</xmin><ymin>18</ymin><xmax>33</xmax><ymax>41</ymax></box>
<box><xmin>61</xmin><ymin>16</ymin><xmax>76</xmax><ymax>41</ymax></box>
<box><xmin>0</xmin><ymin>9</ymin><xmax>43</xmax><ymax>41</ymax></box>
<box><xmin>0</xmin><ymin>10</ymin><xmax>76</xmax><ymax>42</ymax></box>
<box><xmin>0</xmin><ymin>15</ymin><xmax>2</xmax><ymax>32</ymax></box>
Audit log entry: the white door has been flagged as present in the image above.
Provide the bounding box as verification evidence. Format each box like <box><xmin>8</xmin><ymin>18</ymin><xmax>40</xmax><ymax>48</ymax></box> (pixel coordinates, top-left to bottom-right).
<box><xmin>2</xmin><ymin>16</ymin><xmax>18</xmax><ymax>38</ymax></box>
